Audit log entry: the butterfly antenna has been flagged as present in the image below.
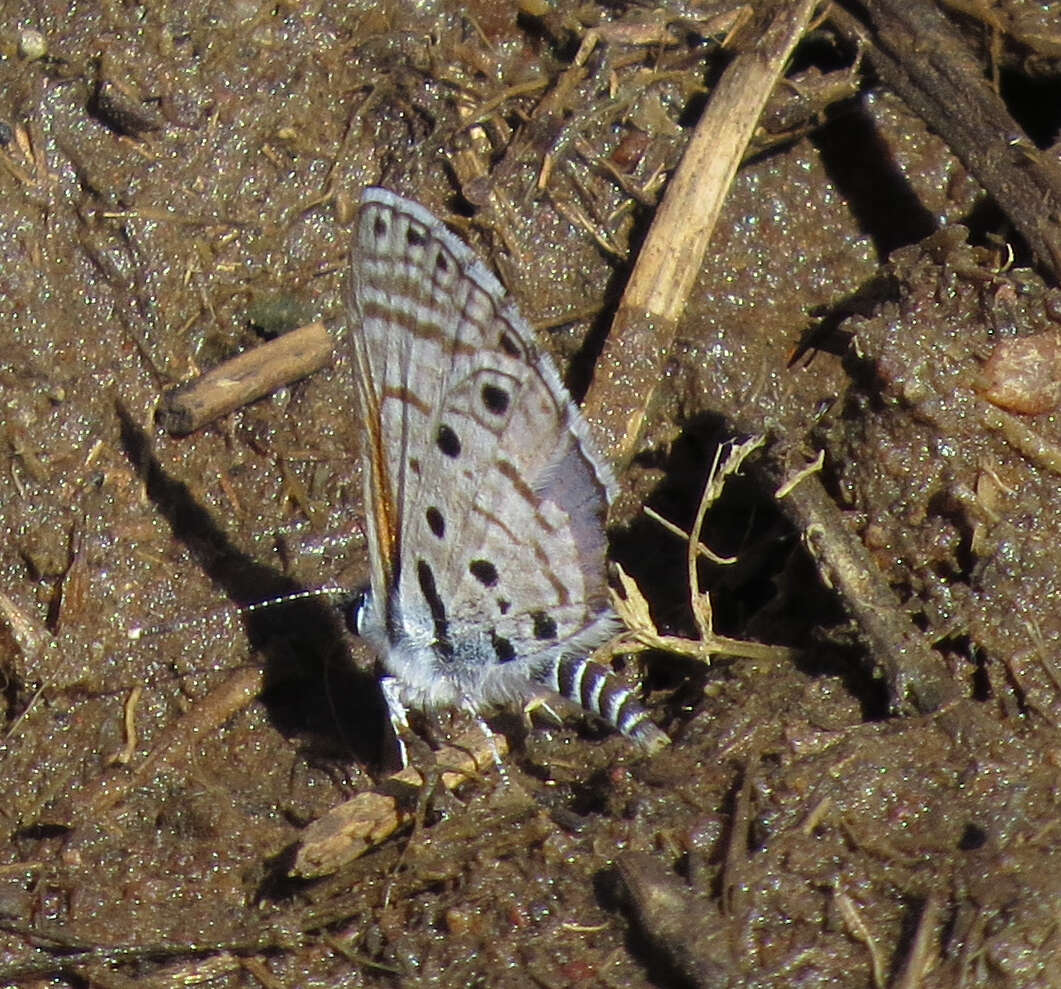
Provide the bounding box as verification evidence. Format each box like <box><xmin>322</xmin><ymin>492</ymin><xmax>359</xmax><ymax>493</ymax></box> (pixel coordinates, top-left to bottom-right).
<box><xmin>126</xmin><ymin>587</ymin><xmax>352</xmax><ymax>641</ymax></box>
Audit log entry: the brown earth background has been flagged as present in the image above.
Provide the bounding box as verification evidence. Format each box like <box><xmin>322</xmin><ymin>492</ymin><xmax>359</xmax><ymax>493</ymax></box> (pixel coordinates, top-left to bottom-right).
<box><xmin>0</xmin><ymin>1</ymin><xmax>1059</xmax><ymax>986</ymax></box>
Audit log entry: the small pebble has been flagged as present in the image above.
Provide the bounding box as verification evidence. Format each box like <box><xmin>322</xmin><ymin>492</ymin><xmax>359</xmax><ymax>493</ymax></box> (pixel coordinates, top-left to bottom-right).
<box><xmin>981</xmin><ymin>331</ymin><xmax>1061</xmax><ymax>415</ymax></box>
<box><xmin>18</xmin><ymin>28</ymin><xmax>47</xmax><ymax>61</ymax></box>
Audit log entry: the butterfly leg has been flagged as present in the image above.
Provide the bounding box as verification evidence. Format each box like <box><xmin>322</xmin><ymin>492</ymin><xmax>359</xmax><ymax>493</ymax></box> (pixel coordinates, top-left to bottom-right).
<box><xmin>457</xmin><ymin>702</ymin><xmax>509</xmax><ymax>784</ymax></box>
<box><xmin>521</xmin><ymin>691</ymin><xmax>564</xmax><ymax>732</ymax></box>
<box><xmin>379</xmin><ymin>675</ymin><xmax>410</xmax><ymax>768</ymax></box>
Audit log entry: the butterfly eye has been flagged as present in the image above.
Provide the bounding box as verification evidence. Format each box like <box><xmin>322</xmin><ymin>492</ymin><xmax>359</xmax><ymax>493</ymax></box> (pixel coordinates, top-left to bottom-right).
<box><xmin>347</xmin><ymin>586</ymin><xmax>371</xmax><ymax>635</ymax></box>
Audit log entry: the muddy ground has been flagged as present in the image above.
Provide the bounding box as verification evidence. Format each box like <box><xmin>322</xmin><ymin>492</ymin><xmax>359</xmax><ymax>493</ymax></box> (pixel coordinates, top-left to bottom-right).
<box><xmin>0</xmin><ymin>1</ymin><xmax>1059</xmax><ymax>987</ymax></box>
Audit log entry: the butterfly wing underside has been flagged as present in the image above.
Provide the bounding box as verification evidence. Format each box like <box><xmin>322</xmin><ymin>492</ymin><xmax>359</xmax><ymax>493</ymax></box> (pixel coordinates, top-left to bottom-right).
<box><xmin>346</xmin><ymin>188</ymin><xmax>617</xmax><ymax>709</ymax></box>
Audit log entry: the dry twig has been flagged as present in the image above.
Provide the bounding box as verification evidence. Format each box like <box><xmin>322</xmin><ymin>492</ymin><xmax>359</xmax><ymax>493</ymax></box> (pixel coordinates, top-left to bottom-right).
<box><xmin>156</xmin><ymin>321</ymin><xmax>333</xmax><ymax>435</ymax></box>
<box><xmin>830</xmin><ymin>0</ymin><xmax>1061</xmax><ymax>282</ymax></box>
<box><xmin>582</xmin><ymin>0</ymin><xmax>820</xmax><ymax>465</ymax></box>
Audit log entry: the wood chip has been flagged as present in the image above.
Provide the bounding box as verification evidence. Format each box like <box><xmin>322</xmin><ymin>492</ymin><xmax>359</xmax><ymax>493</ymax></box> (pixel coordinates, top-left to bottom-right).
<box><xmin>157</xmin><ymin>322</ymin><xmax>333</xmax><ymax>435</ymax></box>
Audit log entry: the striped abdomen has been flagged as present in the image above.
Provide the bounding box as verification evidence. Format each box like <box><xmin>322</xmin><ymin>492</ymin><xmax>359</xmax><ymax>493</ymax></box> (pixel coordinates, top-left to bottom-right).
<box><xmin>539</xmin><ymin>654</ymin><xmax>669</xmax><ymax>752</ymax></box>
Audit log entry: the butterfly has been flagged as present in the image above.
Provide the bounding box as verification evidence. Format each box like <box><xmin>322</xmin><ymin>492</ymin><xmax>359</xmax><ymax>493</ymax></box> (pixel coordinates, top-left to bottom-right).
<box><xmin>345</xmin><ymin>188</ymin><xmax>667</xmax><ymax>752</ymax></box>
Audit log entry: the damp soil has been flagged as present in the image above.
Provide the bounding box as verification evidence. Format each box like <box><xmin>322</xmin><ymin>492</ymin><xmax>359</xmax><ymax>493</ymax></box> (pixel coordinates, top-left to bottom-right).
<box><xmin>0</xmin><ymin>2</ymin><xmax>1059</xmax><ymax>987</ymax></box>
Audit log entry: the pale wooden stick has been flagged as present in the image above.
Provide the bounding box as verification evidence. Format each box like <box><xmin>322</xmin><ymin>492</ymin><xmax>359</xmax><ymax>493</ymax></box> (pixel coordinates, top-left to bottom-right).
<box><xmin>157</xmin><ymin>321</ymin><xmax>333</xmax><ymax>435</ymax></box>
<box><xmin>582</xmin><ymin>0</ymin><xmax>818</xmax><ymax>466</ymax></box>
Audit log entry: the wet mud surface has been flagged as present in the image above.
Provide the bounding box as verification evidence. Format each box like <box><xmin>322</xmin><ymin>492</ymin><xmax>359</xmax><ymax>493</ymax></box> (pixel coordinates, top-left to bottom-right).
<box><xmin>0</xmin><ymin>2</ymin><xmax>1059</xmax><ymax>986</ymax></box>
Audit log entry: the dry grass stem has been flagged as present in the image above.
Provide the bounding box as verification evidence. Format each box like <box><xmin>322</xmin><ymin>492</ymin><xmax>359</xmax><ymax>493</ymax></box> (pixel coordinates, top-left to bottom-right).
<box><xmin>834</xmin><ymin>884</ymin><xmax>887</xmax><ymax>989</ymax></box>
<box><xmin>606</xmin><ymin>436</ymin><xmax>796</xmax><ymax>666</ymax></box>
<box><xmin>981</xmin><ymin>405</ymin><xmax>1061</xmax><ymax>475</ymax></box>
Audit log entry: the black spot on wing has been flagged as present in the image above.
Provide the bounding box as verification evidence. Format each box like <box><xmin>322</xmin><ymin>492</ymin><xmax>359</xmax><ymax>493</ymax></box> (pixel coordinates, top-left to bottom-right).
<box><xmin>497</xmin><ymin>598</ymin><xmax>510</xmax><ymax>615</ymax></box>
<box><xmin>373</xmin><ymin>215</ymin><xmax>387</xmax><ymax>239</ymax></box>
<box><xmin>469</xmin><ymin>559</ymin><xmax>498</xmax><ymax>587</ymax></box>
<box><xmin>499</xmin><ymin>332</ymin><xmax>520</xmax><ymax>358</ymax></box>
<box><xmin>426</xmin><ymin>507</ymin><xmax>444</xmax><ymax>538</ymax></box>
<box><xmin>531</xmin><ymin>610</ymin><xmax>557</xmax><ymax>640</ymax></box>
<box><xmin>490</xmin><ymin>630</ymin><xmax>516</xmax><ymax>663</ymax></box>
<box><xmin>436</xmin><ymin>424</ymin><xmax>461</xmax><ymax>458</ymax></box>
<box><xmin>406</xmin><ymin>225</ymin><xmax>426</xmax><ymax>247</ymax></box>
<box><xmin>481</xmin><ymin>383</ymin><xmax>509</xmax><ymax>416</ymax></box>
<box><xmin>416</xmin><ymin>560</ymin><xmax>452</xmax><ymax>658</ymax></box>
